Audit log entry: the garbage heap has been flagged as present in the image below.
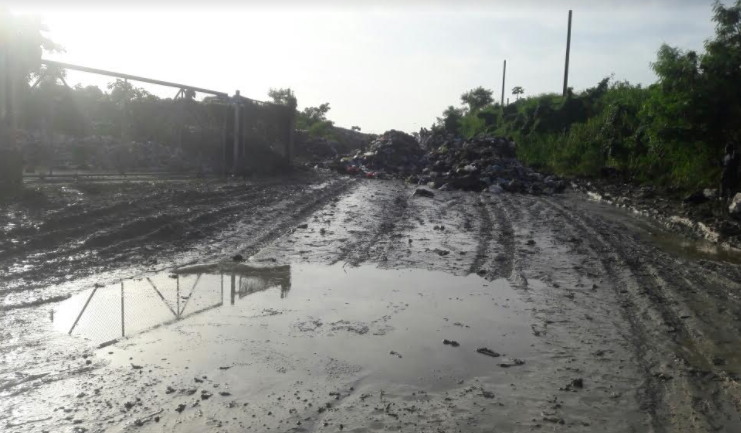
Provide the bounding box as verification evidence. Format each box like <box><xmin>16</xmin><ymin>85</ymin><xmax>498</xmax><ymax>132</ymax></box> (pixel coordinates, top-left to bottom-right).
<box><xmin>414</xmin><ymin>136</ymin><xmax>565</xmax><ymax>195</ymax></box>
<box><xmin>330</xmin><ymin>130</ymin><xmax>424</xmax><ymax>178</ymax></box>
<box><xmin>330</xmin><ymin>130</ymin><xmax>566</xmax><ymax>195</ymax></box>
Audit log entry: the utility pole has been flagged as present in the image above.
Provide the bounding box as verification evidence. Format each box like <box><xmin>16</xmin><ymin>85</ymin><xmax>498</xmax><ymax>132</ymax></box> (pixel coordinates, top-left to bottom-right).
<box><xmin>563</xmin><ymin>10</ymin><xmax>573</xmax><ymax>97</ymax></box>
<box><xmin>501</xmin><ymin>60</ymin><xmax>507</xmax><ymax>106</ymax></box>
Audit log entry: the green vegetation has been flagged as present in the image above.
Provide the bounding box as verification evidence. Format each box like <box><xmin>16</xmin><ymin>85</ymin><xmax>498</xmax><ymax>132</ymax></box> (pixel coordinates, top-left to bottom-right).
<box><xmin>434</xmin><ymin>1</ymin><xmax>741</xmax><ymax>191</ymax></box>
<box><xmin>268</xmin><ymin>87</ymin><xmax>336</xmax><ymax>139</ymax></box>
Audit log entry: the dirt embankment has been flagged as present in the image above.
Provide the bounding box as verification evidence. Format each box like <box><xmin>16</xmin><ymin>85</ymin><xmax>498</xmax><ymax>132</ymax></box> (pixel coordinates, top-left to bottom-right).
<box><xmin>1</xmin><ymin>175</ymin><xmax>741</xmax><ymax>433</ymax></box>
<box><xmin>573</xmin><ymin>178</ymin><xmax>741</xmax><ymax>250</ymax></box>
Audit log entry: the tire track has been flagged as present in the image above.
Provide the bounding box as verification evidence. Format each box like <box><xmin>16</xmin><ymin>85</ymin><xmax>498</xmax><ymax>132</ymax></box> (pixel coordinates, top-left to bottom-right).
<box><xmin>541</xmin><ymin>196</ymin><xmax>741</xmax><ymax>432</ymax></box>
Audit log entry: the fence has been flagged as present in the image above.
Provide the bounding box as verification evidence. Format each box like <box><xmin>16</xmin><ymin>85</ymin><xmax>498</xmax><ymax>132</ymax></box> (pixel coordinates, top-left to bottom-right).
<box><xmin>0</xmin><ymin>56</ymin><xmax>295</xmax><ymax>183</ymax></box>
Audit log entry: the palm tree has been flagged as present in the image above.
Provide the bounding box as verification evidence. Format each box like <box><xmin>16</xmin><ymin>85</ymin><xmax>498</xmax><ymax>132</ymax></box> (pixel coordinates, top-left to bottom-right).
<box><xmin>512</xmin><ymin>86</ymin><xmax>524</xmax><ymax>101</ymax></box>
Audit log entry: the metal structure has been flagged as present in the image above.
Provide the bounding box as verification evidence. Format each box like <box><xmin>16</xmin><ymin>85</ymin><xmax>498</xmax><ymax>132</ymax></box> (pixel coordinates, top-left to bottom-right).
<box><xmin>60</xmin><ymin>264</ymin><xmax>291</xmax><ymax>347</ymax></box>
<box><xmin>1</xmin><ymin>56</ymin><xmax>295</xmax><ymax>184</ymax></box>
<box><xmin>563</xmin><ymin>10</ymin><xmax>573</xmax><ymax>97</ymax></box>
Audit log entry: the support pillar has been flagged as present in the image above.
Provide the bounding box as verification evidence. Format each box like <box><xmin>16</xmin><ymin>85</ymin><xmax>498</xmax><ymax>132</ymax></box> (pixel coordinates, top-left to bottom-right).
<box><xmin>232</xmin><ymin>91</ymin><xmax>241</xmax><ymax>174</ymax></box>
<box><xmin>286</xmin><ymin>108</ymin><xmax>295</xmax><ymax>166</ymax></box>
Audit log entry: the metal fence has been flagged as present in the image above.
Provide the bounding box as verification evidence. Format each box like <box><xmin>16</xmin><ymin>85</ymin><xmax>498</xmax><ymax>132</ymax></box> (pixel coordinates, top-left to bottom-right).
<box><xmin>1</xmin><ymin>57</ymin><xmax>295</xmax><ymax>182</ymax></box>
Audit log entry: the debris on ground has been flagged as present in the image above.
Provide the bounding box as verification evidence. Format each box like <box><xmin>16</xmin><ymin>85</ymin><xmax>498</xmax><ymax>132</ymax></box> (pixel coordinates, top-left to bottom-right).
<box><xmin>443</xmin><ymin>339</ymin><xmax>460</xmax><ymax>347</ymax></box>
<box><xmin>497</xmin><ymin>358</ymin><xmax>525</xmax><ymax>367</ymax></box>
<box><xmin>561</xmin><ymin>378</ymin><xmax>584</xmax><ymax>391</ymax></box>
<box><xmin>412</xmin><ymin>188</ymin><xmax>435</xmax><ymax>198</ymax></box>
<box><xmin>476</xmin><ymin>347</ymin><xmax>501</xmax><ymax>358</ymax></box>
<box><xmin>324</xmin><ymin>129</ymin><xmax>565</xmax><ymax>195</ymax></box>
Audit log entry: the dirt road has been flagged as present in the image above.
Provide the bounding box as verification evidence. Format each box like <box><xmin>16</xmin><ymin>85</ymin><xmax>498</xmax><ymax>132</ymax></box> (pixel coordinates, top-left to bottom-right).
<box><xmin>2</xmin><ymin>173</ymin><xmax>741</xmax><ymax>432</ymax></box>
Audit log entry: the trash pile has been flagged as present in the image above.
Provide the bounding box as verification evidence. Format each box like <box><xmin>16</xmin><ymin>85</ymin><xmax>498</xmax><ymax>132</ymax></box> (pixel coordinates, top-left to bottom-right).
<box><xmin>329</xmin><ymin>130</ymin><xmax>424</xmax><ymax>178</ymax></box>
<box><xmin>413</xmin><ymin>136</ymin><xmax>565</xmax><ymax>195</ymax></box>
<box><xmin>327</xmin><ymin>129</ymin><xmax>565</xmax><ymax>195</ymax></box>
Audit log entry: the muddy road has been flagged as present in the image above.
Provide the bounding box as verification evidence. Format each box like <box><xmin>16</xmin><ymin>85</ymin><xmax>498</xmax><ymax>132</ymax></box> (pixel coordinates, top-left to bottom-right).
<box><xmin>2</xmin><ymin>173</ymin><xmax>741</xmax><ymax>432</ymax></box>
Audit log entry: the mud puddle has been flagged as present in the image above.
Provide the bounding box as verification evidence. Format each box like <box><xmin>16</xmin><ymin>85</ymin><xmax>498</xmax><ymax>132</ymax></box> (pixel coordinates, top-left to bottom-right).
<box><xmin>53</xmin><ymin>262</ymin><xmax>534</xmax><ymax>392</ymax></box>
<box><xmin>576</xmin><ymin>194</ymin><xmax>741</xmax><ymax>264</ymax></box>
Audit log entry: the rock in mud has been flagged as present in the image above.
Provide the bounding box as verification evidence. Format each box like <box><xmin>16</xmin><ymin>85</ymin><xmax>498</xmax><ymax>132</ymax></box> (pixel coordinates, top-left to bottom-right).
<box><xmin>729</xmin><ymin>193</ymin><xmax>741</xmax><ymax>216</ymax></box>
<box><xmin>476</xmin><ymin>347</ymin><xmax>501</xmax><ymax>358</ymax></box>
<box><xmin>561</xmin><ymin>378</ymin><xmax>584</xmax><ymax>391</ymax></box>
<box><xmin>498</xmin><ymin>358</ymin><xmax>525</xmax><ymax>367</ymax></box>
<box><xmin>413</xmin><ymin>188</ymin><xmax>435</xmax><ymax>198</ymax></box>
<box><xmin>443</xmin><ymin>339</ymin><xmax>460</xmax><ymax>347</ymax></box>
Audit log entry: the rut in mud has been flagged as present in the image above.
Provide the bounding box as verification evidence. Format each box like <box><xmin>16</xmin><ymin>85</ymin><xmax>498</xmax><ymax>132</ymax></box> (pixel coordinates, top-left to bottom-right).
<box><xmin>2</xmin><ymin>176</ymin><xmax>741</xmax><ymax>432</ymax></box>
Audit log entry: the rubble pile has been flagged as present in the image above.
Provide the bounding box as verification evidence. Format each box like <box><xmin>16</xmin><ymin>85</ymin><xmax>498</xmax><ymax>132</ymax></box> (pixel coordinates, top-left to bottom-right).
<box><xmin>328</xmin><ymin>130</ymin><xmax>565</xmax><ymax>195</ymax></box>
<box><xmin>331</xmin><ymin>130</ymin><xmax>424</xmax><ymax>178</ymax></box>
<box><xmin>413</xmin><ymin>136</ymin><xmax>565</xmax><ymax>195</ymax></box>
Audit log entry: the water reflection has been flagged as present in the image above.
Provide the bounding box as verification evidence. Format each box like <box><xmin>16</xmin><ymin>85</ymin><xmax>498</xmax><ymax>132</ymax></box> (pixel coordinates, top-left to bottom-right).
<box><xmin>52</xmin><ymin>263</ymin><xmax>291</xmax><ymax>347</ymax></box>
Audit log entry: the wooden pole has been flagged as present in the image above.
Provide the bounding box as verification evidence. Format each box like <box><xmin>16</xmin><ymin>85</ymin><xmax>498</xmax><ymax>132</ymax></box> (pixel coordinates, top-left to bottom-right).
<box><xmin>501</xmin><ymin>60</ymin><xmax>506</xmax><ymax>106</ymax></box>
<box><xmin>563</xmin><ymin>10</ymin><xmax>573</xmax><ymax>97</ymax></box>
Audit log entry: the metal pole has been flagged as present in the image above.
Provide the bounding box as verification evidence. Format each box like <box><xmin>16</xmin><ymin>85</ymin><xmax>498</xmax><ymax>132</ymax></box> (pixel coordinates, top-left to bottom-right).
<box><xmin>121</xmin><ymin>281</ymin><xmax>125</xmax><ymax>337</ymax></box>
<box><xmin>230</xmin><ymin>274</ymin><xmax>236</xmax><ymax>305</ymax></box>
<box><xmin>176</xmin><ymin>275</ymin><xmax>180</xmax><ymax>317</ymax></box>
<box><xmin>501</xmin><ymin>60</ymin><xmax>506</xmax><ymax>106</ymax></box>
<box><xmin>69</xmin><ymin>287</ymin><xmax>99</xmax><ymax>335</ymax></box>
<box><xmin>146</xmin><ymin>277</ymin><xmax>179</xmax><ymax>318</ymax></box>
<box><xmin>176</xmin><ymin>89</ymin><xmax>184</xmax><ymax>151</ymax></box>
<box><xmin>563</xmin><ymin>10</ymin><xmax>573</xmax><ymax>97</ymax></box>
<box><xmin>41</xmin><ymin>59</ymin><xmax>229</xmax><ymax>98</ymax></box>
<box><xmin>121</xmin><ymin>79</ymin><xmax>128</xmax><ymax>142</ymax></box>
<box><xmin>232</xmin><ymin>91</ymin><xmax>241</xmax><ymax>174</ymax></box>
<box><xmin>286</xmin><ymin>108</ymin><xmax>295</xmax><ymax>166</ymax></box>
<box><xmin>48</xmin><ymin>98</ymin><xmax>55</xmax><ymax>176</ymax></box>
<box><xmin>222</xmin><ymin>106</ymin><xmax>228</xmax><ymax>176</ymax></box>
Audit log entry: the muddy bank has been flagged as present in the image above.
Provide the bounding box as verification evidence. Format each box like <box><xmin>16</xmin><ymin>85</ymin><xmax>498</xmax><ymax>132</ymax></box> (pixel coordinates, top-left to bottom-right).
<box><xmin>573</xmin><ymin>178</ymin><xmax>741</xmax><ymax>251</ymax></box>
<box><xmin>2</xmin><ymin>178</ymin><xmax>741</xmax><ymax>432</ymax></box>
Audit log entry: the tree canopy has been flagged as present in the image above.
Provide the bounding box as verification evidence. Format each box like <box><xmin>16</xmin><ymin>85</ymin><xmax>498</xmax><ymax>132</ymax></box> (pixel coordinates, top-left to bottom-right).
<box><xmin>460</xmin><ymin>87</ymin><xmax>494</xmax><ymax>112</ymax></box>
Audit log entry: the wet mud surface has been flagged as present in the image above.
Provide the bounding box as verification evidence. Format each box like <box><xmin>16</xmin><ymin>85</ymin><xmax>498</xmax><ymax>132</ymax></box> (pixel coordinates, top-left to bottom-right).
<box><xmin>2</xmin><ymin>175</ymin><xmax>741</xmax><ymax>432</ymax></box>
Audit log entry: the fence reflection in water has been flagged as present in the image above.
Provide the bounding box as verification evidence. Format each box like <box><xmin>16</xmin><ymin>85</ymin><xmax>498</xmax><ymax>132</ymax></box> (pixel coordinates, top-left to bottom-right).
<box><xmin>52</xmin><ymin>264</ymin><xmax>291</xmax><ymax>347</ymax></box>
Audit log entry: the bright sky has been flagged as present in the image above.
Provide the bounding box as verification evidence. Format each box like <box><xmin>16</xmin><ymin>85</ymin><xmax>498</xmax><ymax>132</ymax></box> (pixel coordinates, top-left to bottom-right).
<box><xmin>9</xmin><ymin>1</ymin><xmax>718</xmax><ymax>134</ymax></box>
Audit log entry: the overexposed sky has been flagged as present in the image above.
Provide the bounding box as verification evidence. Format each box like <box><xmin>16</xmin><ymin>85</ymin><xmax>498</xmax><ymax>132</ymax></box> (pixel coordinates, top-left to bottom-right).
<box><xmin>9</xmin><ymin>1</ymin><xmax>718</xmax><ymax>133</ymax></box>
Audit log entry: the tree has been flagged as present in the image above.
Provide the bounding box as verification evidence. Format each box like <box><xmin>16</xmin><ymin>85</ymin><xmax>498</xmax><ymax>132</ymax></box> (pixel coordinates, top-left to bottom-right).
<box><xmin>1</xmin><ymin>8</ymin><xmax>61</xmax><ymax>84</ymax></box>
<box><xmin>1</xmin><ymin>7</ymin><xmax>62</xmax><ymax>133</ymax></box>
<box><xmin>300</xmin><ymin>103</ymin><xmax>331</xmax><ymax>124</ymax></box>
<box><xmin>512</xmin><ymin>86</ymin><xmax>524</xmax><ymax>101</ymax></box>
<box><xmin>460</xmin><ymin>87</ymin><xmax>494</xmax><ymax>112</ymax></box>
<box><xmin>351</xmin><ymin>126</ymin><xmax>361</xmax><ymax>131</ymax></box>
<box><xmin>107</xmin><ymin>79</ymin><xmax>152</xmax><ymax>105</ymax></box>
<box><xmin>268</xmin><ymin>87</ymin><xmax>297</xmax><ymax>108</ymax></box>
<box><xmin>437</xmin><ymin>105</ymin><xmax>463</xmax><ymax>134</ymax></box>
